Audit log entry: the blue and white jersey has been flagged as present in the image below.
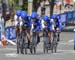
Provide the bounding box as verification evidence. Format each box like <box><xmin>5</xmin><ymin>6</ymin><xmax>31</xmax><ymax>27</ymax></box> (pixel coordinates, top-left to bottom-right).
<box><xmin>41</xmin><ymin>19</ymin><xmax>45</xmax><ymax>29</ymax></box>
<box><xmin>50</xmin><ymin>19</ymin><xmax>55</xmax><ymax>31</ymax></box>
<box><xmin>14</xmin><ymin>15</ymin><xmax>23</xmax><ymax>26</ymax></box>
<box><xmin>55</xmin><ymin>18</ymin><xmax>60</xmax><ymax>28</ymax></box>
<box><xmin>22</xmin><ymin>17</ymin><xmax>32</xmax><ymax>28</ymax></box>
<box><xmin>54</xmin><ymin>18</ymin><xmax>62</xmax><ymax>32</ymax></box>
<box><xmin>31</xmin><ymin>18</ymin><xmax>42</xmax><ymax>32</ymax></box>
<box><xmin>27</xmin><ymin>17</ymin><xmax>32</xmax><ymax>27</ymax></box>
<box><xmin>41</xmin><ymin>18</ymin><xmax>52</xmax><ymax>31</ymax></box>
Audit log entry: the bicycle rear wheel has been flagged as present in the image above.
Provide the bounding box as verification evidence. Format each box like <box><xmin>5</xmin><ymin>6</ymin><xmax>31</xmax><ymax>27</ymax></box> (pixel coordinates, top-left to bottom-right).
<box><xmin>51</xmin><ymin>42</ymin><xmax>54</xmax><ymax>53</ymax></box>
<box><xmin>53</xmin><ymin>32</ymin><xmax>58</xmax><ymax>53</ymax></box>
<box><xmin>25</xmin><ymin>49</ymin><xmax>27</xmax><ymax>54</ymax></box>
<box><xmin>43</xmin><ymin>41</ymin><xmax>46</xmax><ymax>53</ymax></box>
<box><xmin>34</xmin><ymin>47</ymin><xmax>36</xmax><ymax>54</ymax></box>
<box><xmin>17</xmin><ymin>42</ymin><xmax>19</xmax><ymax>54</ymax></box>
<box><xmin>54</xmin><ymin>43</ymin><xmax>57</xmax><ymax>53</ymax></box>
<box><xmin>17</xmin><ymin>36</ymin><xmax>20</xmax><ymax>54</ymax></box>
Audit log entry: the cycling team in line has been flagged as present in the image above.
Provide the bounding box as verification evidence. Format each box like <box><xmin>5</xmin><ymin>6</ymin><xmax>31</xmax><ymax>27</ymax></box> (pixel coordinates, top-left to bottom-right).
<box><xmin>14</xmin><ymin>10</ymin><xmax>62</xmax><ymax>53</ymax></box>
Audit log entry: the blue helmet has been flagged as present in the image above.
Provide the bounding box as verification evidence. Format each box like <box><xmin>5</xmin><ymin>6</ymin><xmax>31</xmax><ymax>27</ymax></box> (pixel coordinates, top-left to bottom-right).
<box><xmin>21</xmin><ymin>11</ymin><xmax>27</xmax><ymax>19</ymax></box>
<box><xmin>31</xmin><ymin>12</ymin><xmax>37</xmax><ymax>19</ymax></box>
<box><xmin>51</xmin><ymin>14</ymin><xmax>58</xmax><ymax>19</ymax></box>
<box><xmin>43</xmin><ymin>15</ymin><xmax>49</xmax><ymax>21</ymax></box>
<box><xmin>16</xmin><ymin>10</ymin><xmax>22</xmax><ymax>16</ymax></box>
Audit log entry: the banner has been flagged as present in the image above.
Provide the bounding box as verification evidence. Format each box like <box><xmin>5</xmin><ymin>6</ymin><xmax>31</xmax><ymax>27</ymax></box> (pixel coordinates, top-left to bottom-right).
<box><xmin>72</xmin><ymin>11</ymin><xmax>75</xmax><ymax>20</ymax></box>
<box><xmin>59</xmin><ymin>13</ymin><xmax>66</xmax><ymax>23</ymax></box>
<box><xmin>5</xmin><ymin>26</ymin><xmax>16</xmax><ymax>40</ymax></box>
<box><xmin>66</xmin><ymin>11</ymin><xmax>73</xmax><ymax>21</ymax></box>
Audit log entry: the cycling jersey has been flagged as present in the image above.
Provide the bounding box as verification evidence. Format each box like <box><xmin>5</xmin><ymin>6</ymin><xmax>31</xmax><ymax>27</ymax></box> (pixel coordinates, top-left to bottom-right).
<box><xmin>14</xmin><ymin>15</ymin><xmax>23</xmax><ymax>26</ymax></box>
<box><xmin>54</xmin><ymin>18</ymin><xmax>62</xmax><ymax>32</ymax></box>
<box><xmin>31</xmin><ymin>18</ymin><xmax>42</xmax><ymax>32</ymax></box>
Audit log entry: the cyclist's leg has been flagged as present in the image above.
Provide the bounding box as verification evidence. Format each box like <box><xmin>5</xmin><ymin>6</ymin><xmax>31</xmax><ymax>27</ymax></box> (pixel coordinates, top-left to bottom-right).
<box><xmin>20</xmin><ymin>26</ymin><xmax>25</xmax><ymax>54</ymax></box>
<box><xmin>43</xmin><ymin>29</ymin><xmax>48</xmax><ymax>42</ymax></box>
<box><xmin>32</xmin><ymin>31</ymin><xmax>37</xmax><ymax>47</ymax></box>
<box><xmin>37</xmin><ymin>32</ymin><xmax>40</xmax><ymax>44</ymax></box>
<box><xmin>56</xmin><ymin>27</ymin><xmax>60</xmax><ymax>42</ymax></box>
<box><xmin>16</xmin><ymin>27</ymin><xmax>20</xmax><ymax>44</ymax></box>
<box><xmin>26</xmin><ymin>29</ymin><xmax>31</xmax><ymax>47</ymax></box>
<box><xmin>48</xmin><ymin>31</ymin><xmax>51</xmax><ymax>44</ymax></box>
<box><xmin>50</xmin><ymin>31</ymin><xmax>54</xmax><ymax>43</ymax></box>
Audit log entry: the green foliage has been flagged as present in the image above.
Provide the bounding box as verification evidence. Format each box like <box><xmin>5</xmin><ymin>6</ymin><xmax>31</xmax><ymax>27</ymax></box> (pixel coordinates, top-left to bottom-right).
<box><xmin>14</xmin><ymin>0</ymin><xmax>21</xmax><ymax>10</ymax></box>
<box><xmin>21</xmin><ymin>0</ymin><xmax>28</xmax><ymax>10</ymax></box>
<box><xmin>8</xmin><ymin>0</ymin><xmax>28</xmax><ymax>10</ymax></box>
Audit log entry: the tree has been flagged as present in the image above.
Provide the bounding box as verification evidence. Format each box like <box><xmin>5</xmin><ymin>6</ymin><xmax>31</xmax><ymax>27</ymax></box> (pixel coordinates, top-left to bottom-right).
<box><xmin>48</xmin><ymin>0</ymin><xmax>55</xmax><ymax>16</ymax></box>
<box><xmin>33</xmin><ymin>0</ymin><xmax>40</xmax><ymax>11</ymax></box>
<box><xmin>12</xmin><ymin>0</ymin><xmax>28</xmax><ymax>10</ymax></box>
<box><xmin>33</xmin><ymin>0</ymin><xmax>55</xmax><ymax>16</ymax></box>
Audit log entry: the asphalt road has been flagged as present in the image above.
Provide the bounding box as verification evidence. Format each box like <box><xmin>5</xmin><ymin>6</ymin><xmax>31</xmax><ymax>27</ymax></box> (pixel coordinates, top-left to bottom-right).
<box><xmin>0</xmin><ymin>32</ymin><xmax>75</xmax><ymax>60</ymax></box>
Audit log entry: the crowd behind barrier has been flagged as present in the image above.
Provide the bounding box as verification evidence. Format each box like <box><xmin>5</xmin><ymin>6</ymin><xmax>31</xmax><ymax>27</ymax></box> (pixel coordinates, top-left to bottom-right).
<box><xmin>0</xmin><ymin>10</ymin><xmax>75</xmax><ymax>40</ymax></box>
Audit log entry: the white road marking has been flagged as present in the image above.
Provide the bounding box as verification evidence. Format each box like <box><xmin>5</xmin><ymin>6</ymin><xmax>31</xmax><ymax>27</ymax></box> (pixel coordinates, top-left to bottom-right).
<box><xmin>68</xmin><ymin>39</ymin><xmax>74</xmax><ymax>43</ymax></box>
<box><xmin>0</xmin><ymin>48</ymin><xmax>16</xmax><ymax>50</ymax></box>
<box><xmin>5</xmin><ymin>53</ymin><xmax>18</xmax><ymax>57</ymax></box>
<box><xmin>58</xmin><ymin>42</ymin><xmax>73</xmax><ymax>45</ymax></box>
<box><xmin>53</xmin><ymin>50</ymin><xmax>75</xmax><ymax>54</ymax></box>
<box><xmin>58</xmin><ymin>39</ymin><xmax>74</xmax><ymax>44</ymax></box>
<box><xmin>64</xmin><ymin>26</ymin><xmax>75</xmax><ymax>29</ymax></box>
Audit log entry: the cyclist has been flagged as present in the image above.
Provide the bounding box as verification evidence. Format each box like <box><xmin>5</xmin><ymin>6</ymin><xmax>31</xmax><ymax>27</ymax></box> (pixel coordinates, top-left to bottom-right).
<box><xmin>15</xmin><ymin>10</ymin><xmax>22</xmax><ymax>54</ymax></box>
<box><xmin>31</xmin><ymin>12</ymin><xmax>41</xmax><ymax>44</ymax></box>
<box><xmin>42</xmin><ymin>15</ymin><xmax>52</xmax><ymax>44</ymax></box>
<box><xmin>51</xmin><ymin>14</ymin><xmax>62</xmax><ymax>42</ymax></box>
<box><xmin>50</xmin><ymin>18</ymin><xmax>55</xmax><ymax>43</ymax></box>
<box><xmin>21</xmin><ymin>11</ymin><xmax>32</xmax><ymax>48</ymax></box>
<box><xmin>27</xmin><ymin>16</ymin><xmax>32</xmax><ymax>47</ymax></box>
<box><xmin>14</xmin><ymin>10</ymin><xmax>23</xmax><ymax>34</ymax></box>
